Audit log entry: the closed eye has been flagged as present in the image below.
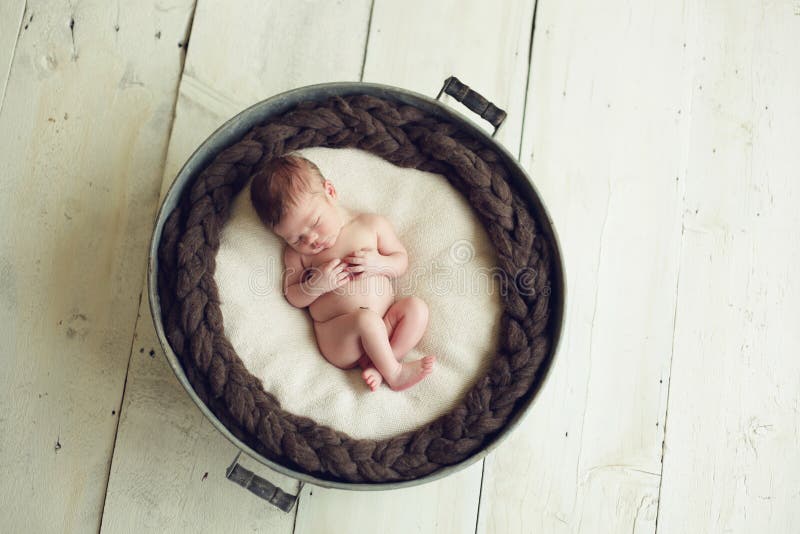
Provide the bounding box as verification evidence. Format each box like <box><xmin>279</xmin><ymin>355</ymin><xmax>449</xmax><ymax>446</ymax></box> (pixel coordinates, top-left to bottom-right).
<box><xmin>294</xmin><ymin>217</ymin><xmax>321</xmax><ymax>244</ymax></box>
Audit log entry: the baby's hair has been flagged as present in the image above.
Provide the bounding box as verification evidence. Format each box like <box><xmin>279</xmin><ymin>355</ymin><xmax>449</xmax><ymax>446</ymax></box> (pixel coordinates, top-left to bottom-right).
<box><xmin>250</xmin><ymin>153</ymin><xmax>325</xmax><ymax>227</ymax></box>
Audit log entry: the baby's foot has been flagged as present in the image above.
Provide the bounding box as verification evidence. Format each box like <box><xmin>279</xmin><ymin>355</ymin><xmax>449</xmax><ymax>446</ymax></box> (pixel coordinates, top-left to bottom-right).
<box><xmin>386</xmin><ymin>355</ymin><xmax>435</xmax><ymax>392</ymax></box>
<box><xmin>362</xmin><ymin>367</ymin><xmax>383</xmax><ymax>391</ymax></box>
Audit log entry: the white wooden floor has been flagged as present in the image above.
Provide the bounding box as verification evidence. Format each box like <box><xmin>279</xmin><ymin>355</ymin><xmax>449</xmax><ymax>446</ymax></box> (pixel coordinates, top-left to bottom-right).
<box><xmin>1</xmin><ymin>1</ymin><xmax>798</xmax><ymax>532</ymax></box>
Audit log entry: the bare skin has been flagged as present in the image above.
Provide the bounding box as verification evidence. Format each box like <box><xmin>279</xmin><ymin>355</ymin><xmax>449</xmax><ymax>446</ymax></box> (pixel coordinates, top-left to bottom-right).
<box><xmin>272</xmin><ymin>161</ymin><xmax>435</xmax><ymax>391</ymax></box>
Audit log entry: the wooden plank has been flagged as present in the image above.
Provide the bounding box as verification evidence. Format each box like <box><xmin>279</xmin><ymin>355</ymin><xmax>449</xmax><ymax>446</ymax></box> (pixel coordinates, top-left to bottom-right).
<box><xmin>361</xmin><ymin>0</ymin><xmax>533</xmax><ymax>151</ymax></box>
<box><xmin>99</xmin><ymin>303</ymin><xmax>301</xmax><ymax>533</ymax></box>
<box><xmin>295</xmin><ymin>462</ymin><xmax>483</xmax><ymax>534</ymax></box>
<box><xmin>293</xmin><ymin>1</ymin><xmax>535</xmax><ymax>532</ymax></box>
<box><xmin>0</xmin><ymin>1</ymin><xmax>195</xmax><ymax>532</ymax></box>
<box><xmin>158</xmin><ymin>0</ymin><xmax>372</xmax><ymax>194</ymax></box>
<box><xmin>0</xmin><ymin>0</ymin><xmax>25</xmax><ymax>110</ymax></box>
<box><xmin>657</xmin><ymin>2</ymin><xmax>800</xmax><ymax>532</ymax></box>
<box><xmin>477</xmin><ymin>1</ymin><xmax>694</xmax><ymax>532</ymax></box>
<box><xmin>99</xmin><ymin>1</ymin><xmax>372</xmax><ymax>531</ymax></box>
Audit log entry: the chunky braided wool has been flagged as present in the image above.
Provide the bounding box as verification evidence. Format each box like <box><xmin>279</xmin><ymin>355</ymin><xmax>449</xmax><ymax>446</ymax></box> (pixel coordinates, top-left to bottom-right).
<box><xmin>157</xmin><ymin>94</ymin><xmax>555</xmax><ymax>483</ymax></box>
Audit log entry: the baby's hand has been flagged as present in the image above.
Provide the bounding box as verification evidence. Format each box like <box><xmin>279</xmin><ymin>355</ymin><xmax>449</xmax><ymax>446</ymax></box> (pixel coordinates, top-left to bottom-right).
<box><xmin>303</xmin><ymin>258</ymin><xmax>351</xmax><ymax>295</ymax></box>
<box><xmin>343</xmin><ymin>248</ymin><xmax>390</xmax><ymax>277</ymax></box>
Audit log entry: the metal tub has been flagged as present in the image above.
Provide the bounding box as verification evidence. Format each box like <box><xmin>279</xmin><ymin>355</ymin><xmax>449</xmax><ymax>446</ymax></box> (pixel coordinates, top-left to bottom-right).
<box><xmin>147</xmin><ymin>78</ymin><xmax>566</xmax><ymax>511</ymax></box>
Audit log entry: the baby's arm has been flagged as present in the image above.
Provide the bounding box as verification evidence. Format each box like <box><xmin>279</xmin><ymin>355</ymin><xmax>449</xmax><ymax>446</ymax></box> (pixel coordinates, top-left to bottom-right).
<box><xmin>283</xmin><ymin>247</ymin><xmax>350</xmax><ymax>308</ymax></box>
<box><xmin>344</xmin><ymin>215</ymin><xmax>409</xmax><ymax>279</ymax></box>
<box><xmin>283</xmin><ymin>247</ymin><xmax>317</xmax><ymax>308</ymax></box>
<box><xmin>374</xmin><ymin>215</ymin><xmax>409</xmax><ymax>278</ymax></box>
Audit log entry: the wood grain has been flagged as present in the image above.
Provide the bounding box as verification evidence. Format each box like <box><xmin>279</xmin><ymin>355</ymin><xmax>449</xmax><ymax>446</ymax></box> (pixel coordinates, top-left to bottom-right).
<box><xmin>657</xmin><ymin>2</ymin><xmax>800</xmax><ymax>531</ymax></box>
<box><xmin>0</xmin><ymin>0</ymin><xmax>25</xmax><ymax>111</ymax></box>
<box><xmin>2</xmin><ymin>0</ymin><xmax>799</xmax><ymax>532</ymax></box>
<box><xmin>99</xmin><ymin>303</ymin><xmax>301</xmax><ymax>533</ymax></box>
<box><xmin>294</xmin><ymin>1</ymin><xmax>536</xmax><ymax>531</ymax></box>
<box><xmin>295</xmin><ymin>462</ymin><xmax>483</xmax><ymax>534</ymax></box>
<box><xmin>361</xmin><ymin>0</ymin><xmax>534</xmax><ymax>150</ymax></box>
<box><xmin>478</xmin><ymin>0</ymin><xmax>693</xmax><ymax>532</ymax></box>
<box><xmin>0</xmin><ymin>1</ymin><xmax>195</xmax><ymax>532</ymax></box>
<box><xmin>100</xmin><ymin>1</ymin><xmax>372</xmax><ymax>531</ymax></box>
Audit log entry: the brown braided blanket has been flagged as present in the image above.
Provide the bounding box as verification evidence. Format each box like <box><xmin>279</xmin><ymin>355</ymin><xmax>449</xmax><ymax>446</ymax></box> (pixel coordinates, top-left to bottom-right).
<box><xmin>157</xmin><ymin>94</ymin><xmax>555</xmax><ymax>483</ymax></box>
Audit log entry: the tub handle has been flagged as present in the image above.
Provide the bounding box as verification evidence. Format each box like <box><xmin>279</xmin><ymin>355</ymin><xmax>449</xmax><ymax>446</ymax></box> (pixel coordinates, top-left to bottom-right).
<box><xmin>225</xmin><ymin>451</ymin><xmax>303</xmax><ymax>513</ymax></box>
<box><xmin>436</xmin><ymin>76</ymin><xmax>507</xmax><ymax>137</ymax></box>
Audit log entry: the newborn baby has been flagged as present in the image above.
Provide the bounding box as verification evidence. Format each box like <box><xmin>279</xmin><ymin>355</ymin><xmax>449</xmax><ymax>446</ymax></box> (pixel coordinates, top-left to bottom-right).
<box><xmin>250</xmin><ymin>153</ymin><xmax>435</xmax><ymax>391</ymax></box>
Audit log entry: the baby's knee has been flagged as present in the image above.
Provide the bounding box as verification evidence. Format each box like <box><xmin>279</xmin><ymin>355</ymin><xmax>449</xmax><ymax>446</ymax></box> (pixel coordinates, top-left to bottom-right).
<box><xmin>407</xmin><ymin>296</ymin><xmax>429</xmax><ymax>326</ymax></box>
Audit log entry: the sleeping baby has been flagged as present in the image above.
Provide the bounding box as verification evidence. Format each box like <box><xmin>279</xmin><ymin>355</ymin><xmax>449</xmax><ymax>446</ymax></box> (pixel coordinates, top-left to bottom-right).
<box><xmin>250</xmin><ymin>153</ymin><xmax>435</xmax><ymax>392</ymax></box>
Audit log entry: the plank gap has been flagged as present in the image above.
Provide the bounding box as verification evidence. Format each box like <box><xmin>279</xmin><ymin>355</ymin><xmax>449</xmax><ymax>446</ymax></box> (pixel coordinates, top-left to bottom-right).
<box><xmin>158</xmin><ymin>0</ymin><xmax>200</xmax><ymax>189</ymax></box>
<box><xmin>654</xmin><ymin>221</ymin><xmax>686</xmax><ymax>534</ymax></box>
<box><xmin>358</xmin><ymin>0</ymin><xmax>376</xmax><ymax>82</ymax></box>
<box><xmin>474</xmin><ymin>459</ymin><xmax>486</xmax><ymax>534</ymax></box>
<box><xmin>517</xmin><ymin>0</ymin><xmax>540</xmax><ymax>162</ymax></box>
<box><xmin>178</xmin><ymin>1</ymin><xmax>199</xmax><ymax>72</ymax></box>
<box><xmin>97</xmin><ymin>1</ymin><xmax>200</xmax><ymax>530</ymax></box>
<box><xmin>291</xmin><ymin>484</ymin><xmax>303</xmax><ymax>534</ymax></box>
<box><xmin>0</xmin><ymin>0</ymin><xmax>27</xmax><ymax>116</ymax></box>
<box><xmin>655</xmin><ymin>29</ymin><xmax>698</xmax><ymax>528</ymax></box>
<box><xmin>96</xmin><ymin>288</ymin><xmax>145</xmax><ymax>534</ymax></box>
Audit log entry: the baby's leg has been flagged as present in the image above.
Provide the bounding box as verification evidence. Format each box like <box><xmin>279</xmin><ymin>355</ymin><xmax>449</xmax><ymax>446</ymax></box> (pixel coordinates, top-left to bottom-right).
<box><xmin>383</xmin><ymin>296</ymin><xmax>429</xmax><ymax>360</ymax></box>
<box><xmin>360</xmin><ymin>297</ymin><xmax>430</xmax><ymax>390</ymax></box>
<box><xmin>313</xmin><ymin>314</ymin><xmax>370</xmax><ymax>371</ymax></box>
<box><xmin>353</xmin><ymin>308</ymin><xmax>434</xmax><ymax>392</ymax></box>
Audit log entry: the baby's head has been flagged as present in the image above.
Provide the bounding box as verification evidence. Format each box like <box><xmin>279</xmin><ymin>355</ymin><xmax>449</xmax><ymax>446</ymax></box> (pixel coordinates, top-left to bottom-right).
<box><xmin>250</xmin><ymin>153</ymin><xmax>342</xmax><ymax>255</ymax></box>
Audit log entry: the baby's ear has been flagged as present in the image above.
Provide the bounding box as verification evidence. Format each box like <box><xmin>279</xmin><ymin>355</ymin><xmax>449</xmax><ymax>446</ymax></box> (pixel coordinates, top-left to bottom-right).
<box><xmin>324</xmin><ymin>180</ymin><xmax>337</xmax><ymax>198</ymax></box>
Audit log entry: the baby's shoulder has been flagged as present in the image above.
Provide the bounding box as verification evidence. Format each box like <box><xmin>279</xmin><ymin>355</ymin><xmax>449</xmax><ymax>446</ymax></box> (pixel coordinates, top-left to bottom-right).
<box><xmin>283</xmin><ymin>245</ymin><xmax>307</xmax><ymax>269</ymax></box>
<box><xmin>353</xmin><ymin>211</ymin><xmax>386</xmax><ymax>229</ymax></box>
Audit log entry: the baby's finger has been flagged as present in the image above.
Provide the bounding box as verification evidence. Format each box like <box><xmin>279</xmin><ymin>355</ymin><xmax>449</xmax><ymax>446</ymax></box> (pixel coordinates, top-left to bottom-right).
<box><xmin>345</xmin><ymin>256</ymin><xmax>364</xmax><ymax>264</ymax></box>
<box><xmin>323</xmin><ymin>259</ymin><xmax>341</xmax><ymax>272</ymax></box>
<box><xmin>348</xmin><ymin>265</ymin><xmax>365</xmax><ymax>273</ymax></box>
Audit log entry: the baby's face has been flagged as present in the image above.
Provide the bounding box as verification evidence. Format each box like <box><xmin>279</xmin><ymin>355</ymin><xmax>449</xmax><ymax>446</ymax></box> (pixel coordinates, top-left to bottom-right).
<box><xmin>274</xmin><ymin>177</ymin><xmax>342</xmax><ymax>256</ymax></box>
